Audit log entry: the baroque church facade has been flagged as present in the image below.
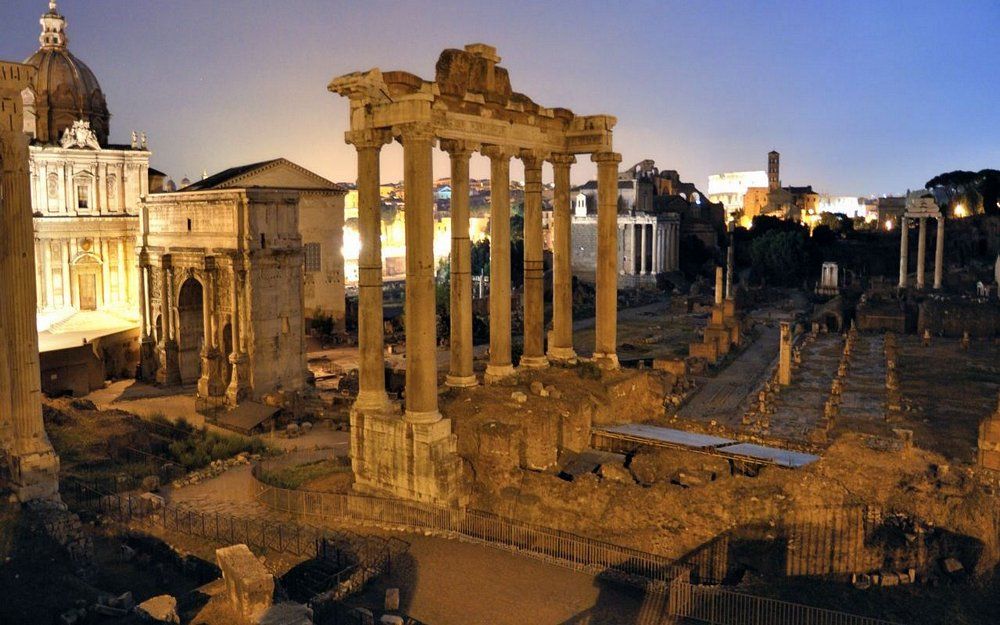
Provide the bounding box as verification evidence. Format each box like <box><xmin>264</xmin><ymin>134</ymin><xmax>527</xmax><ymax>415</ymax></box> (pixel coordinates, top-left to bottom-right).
<box><xmin>24</xmin><ymin>2</ymin><xmax>150</xmax><ymax>329</ymax></box>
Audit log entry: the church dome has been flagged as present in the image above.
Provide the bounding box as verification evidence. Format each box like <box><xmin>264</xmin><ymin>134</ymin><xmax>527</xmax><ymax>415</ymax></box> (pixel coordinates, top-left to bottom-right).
<box><xmin>23</xmin><ymin>1</ymin><xmax>110</xmax><ymax>146</ymax></box>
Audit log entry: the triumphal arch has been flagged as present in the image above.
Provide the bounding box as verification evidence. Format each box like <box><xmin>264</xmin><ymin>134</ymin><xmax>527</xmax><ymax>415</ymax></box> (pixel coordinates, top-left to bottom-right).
<box><xmin>329</xmin><ymin>44</ymin><xmax>620</xmax><ymax>505</ymax></box>
<box><xmin>0</xmin><ymin>60</ymin><xmax>60</xmax><ymax>501</ymax></box>
<box><xmin>137</xmin><ymin>189</ymin><xmax>309</xmax><ymax>413</ymax></box>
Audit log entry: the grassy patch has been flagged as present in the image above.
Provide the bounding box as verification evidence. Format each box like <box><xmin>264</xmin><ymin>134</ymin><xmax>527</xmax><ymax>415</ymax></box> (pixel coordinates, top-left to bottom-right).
<box><xmin>259</xmin><ymin>459</ymin><xmax>350</xmax><ymax>490</ymax></box>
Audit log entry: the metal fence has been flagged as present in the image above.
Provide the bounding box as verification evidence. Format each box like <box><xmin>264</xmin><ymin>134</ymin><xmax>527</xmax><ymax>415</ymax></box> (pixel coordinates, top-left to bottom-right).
<box><xmin>251</xmin><ymin>465</ymin><xmax>688</xmax><ymax>586</ymax></box>
<box><xmin>662</xmin><ymin>581</ymin><xmax>904</xmax><ymax>625</ymax></box>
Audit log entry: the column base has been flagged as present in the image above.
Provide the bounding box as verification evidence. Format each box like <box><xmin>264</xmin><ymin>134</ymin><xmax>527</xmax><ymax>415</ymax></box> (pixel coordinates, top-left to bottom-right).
<box><xmin>351</xmin><ymin>390</ymin><xmax>395</xmax><ymax>418</ymax></box>
<box><xmin>156</xmin><ymin>341</ymin><xmax>181</xmax><ymax>386</ymax></box>
<box><xmin>546</xmin><ymin>346</ymin><xmax>578</xmax><ymax>364</ymax></box>
<box><xmin>225</xmin><ymin>353</ymin><xmax>249</xmax><ymax>406</ymax></box>
<box><xmin>484</xmin><ymin>363</ymin><xmax>516</xmax><ymax>384</ymax></box>
<box><xmin>591</xmin><ymin>352</ymin><xmax>619</xmax><ymax>370</ymax></box>
<box><xmin>445</xmin><ymin>374</ymin><xmax>478</xmax><ymax>388</ymax></box>
<box><xmin>519</xmin><ymin>355</ymin><xmax>550</xmax><ymax>369</ymax></box>
<box><xmin>8</xmin><ymin>439</ymin><xmax>60</xmax><ymax>502</ymax></box>
<box><xmin>404</xmin><ymin>409</ymin><xmax>443</xmax><ymax>425</ymax></box>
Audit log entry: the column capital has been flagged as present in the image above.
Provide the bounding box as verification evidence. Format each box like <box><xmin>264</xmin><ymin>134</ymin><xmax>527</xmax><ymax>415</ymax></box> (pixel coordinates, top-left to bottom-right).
<box><xmin>394</xmin><ymin>122</ymin><xmax>436</xmax><ymax>144</ymax></box>
<box><xmin>481</xmin><ymin>144</ymin><xmax>518</xmax><ymax>161</ymax></box>
<box><xmin>548</xmin><ymin>153</ymin><xmax>577</xmax><ymax>167</ymax></box>
<box><xmin>439</xmin><ymin>138</ymin><xmax>479</xmax><ymax>158</ymax></box>
<box><xmin>591</xmin><ymin>151</ymin><xmax>622</xmax><ymax>165</ymax></box>
<box><xmin>519</xmin><ymin>148</ymin><xmax>549</xmax><ymax>170</ymax></box>
<box><xmin>345</xmin><ymin>128</ymin><xmax>392</xmax><ymax>150</ymax></box>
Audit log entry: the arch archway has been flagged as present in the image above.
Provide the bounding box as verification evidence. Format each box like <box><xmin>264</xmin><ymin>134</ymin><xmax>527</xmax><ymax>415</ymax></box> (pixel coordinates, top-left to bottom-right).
<box><xmin>176</xmin><ymin>277</ymin><xmax>204</xmax><ymax>384</ymax></box>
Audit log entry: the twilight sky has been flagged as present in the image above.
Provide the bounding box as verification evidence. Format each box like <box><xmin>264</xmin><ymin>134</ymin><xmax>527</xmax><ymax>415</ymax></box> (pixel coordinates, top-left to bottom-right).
<box><xmin>2</xmin><ymin>0</ymin><xmax>997</xmax><ymax>196</ymax></box>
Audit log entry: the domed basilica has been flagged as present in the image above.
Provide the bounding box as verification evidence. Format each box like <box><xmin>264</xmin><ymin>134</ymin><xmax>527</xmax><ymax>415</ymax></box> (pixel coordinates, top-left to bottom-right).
<box><xmin>24</xmin><ymin>1</ymin><xmax>154</xmax><ymax>349</ymax></box>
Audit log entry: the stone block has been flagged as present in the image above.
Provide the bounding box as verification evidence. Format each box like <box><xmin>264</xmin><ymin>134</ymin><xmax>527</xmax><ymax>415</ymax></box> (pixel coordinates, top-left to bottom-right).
<box><xmin>216</xmin><ymin>544</ymin><xmax>274</xmax><ymax>623</ymax></box>
<box><xmin>977</xmin><ymin>448</ymin><xmax>1000</xmax><ymax>471</ymax></box>
<box><xmin>652</xmin><ymin>358</ymin><xmax>687</xmax><ymax>376</ymax></box>
<box><xmin>137</xmin><ymin>595</ymin><xmax>180</xmax><ymax>624</ymax></box>
<box><xmin>689</xmin><ymin>341</ymin><xmax>718</xmax><ymax>362</ymax></box>
<box><xmin>385</xmin><ymin>588</ymin><xmax>400</xmax><ymax>611</ymax></box>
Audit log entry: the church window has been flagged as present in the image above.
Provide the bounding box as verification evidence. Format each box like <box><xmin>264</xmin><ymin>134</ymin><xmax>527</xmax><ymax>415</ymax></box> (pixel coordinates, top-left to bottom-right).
<box><xmin>304</xmin><ymin>242</ymin><xmax>321</xmax><ymax>272</ymax></box>
<box><xmin>76</xmin><ymin>184</ymin><xmax>89</xmax><ymax>209</ymax></box>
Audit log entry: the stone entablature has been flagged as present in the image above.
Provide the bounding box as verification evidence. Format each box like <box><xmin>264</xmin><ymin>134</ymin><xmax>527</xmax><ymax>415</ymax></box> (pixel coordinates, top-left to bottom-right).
<box><xmin>138</xmin><ymin>189</ymin><xmax>308</xmax><ymax>410</ymax></box>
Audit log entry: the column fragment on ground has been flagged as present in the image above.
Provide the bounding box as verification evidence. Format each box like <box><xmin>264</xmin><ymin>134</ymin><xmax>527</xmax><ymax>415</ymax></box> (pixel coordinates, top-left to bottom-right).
<box><xmin>519</xmin><ymin>149</ymin><xmax>547</xmax><ymax>368</ymax></box>
<box><xmin>547</xmin><ymin>154</ymin><xmax>577</xmax><ymax>363</ymax></box>
<box><xmin>592</xmin><ymin>151</ymin><xmax>622</xmax><ymax>369</ymax></box>
<box><xmin>442</xmin><ymin>139</ymin><xmax>478</xmax><ymax>387</ymax></box>
<box><xmin>399</xmin><ymin>123</ymin><xmax>441</xmax><ymax>423</ymax></box>
<box><xmin>483</xmin><ymin>145</ymin><xmax>515</xmax><ymax>382</ymax></box>
<box><xmin>348</xmin><ymin>130</ymin><xmax>392</xmax><ymax>413</ymax></box>
<box><xmin>0</xmin><ymin>64</ymin><xmax>60</xmax><ymax>501</ymax></box>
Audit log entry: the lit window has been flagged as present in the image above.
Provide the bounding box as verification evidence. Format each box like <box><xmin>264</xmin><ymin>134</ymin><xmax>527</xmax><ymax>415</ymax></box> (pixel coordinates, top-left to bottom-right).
<box><xmin>304</xmin><ymin>242</ymin><xmax>321</xmax><ymax>272</ymax></box>
<box><xmin>76</xmin><ymin>185</ymin><xmax>89</xmax><ymax>209</ymax></box>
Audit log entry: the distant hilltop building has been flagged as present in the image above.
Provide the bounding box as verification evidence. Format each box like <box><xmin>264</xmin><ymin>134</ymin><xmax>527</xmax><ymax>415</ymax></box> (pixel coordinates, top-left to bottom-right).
<box><xmin>741</xmin><ymin>151</ymin><xmax>819</xmax><ymax>225</ymax></box>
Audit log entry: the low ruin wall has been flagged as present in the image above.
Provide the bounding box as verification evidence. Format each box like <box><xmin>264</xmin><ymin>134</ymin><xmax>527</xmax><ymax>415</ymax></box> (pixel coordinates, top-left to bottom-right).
<box><xmin>918</xmin><ymin>300</ymin><xmax>1000</xmax><ymax>337</ymax></box>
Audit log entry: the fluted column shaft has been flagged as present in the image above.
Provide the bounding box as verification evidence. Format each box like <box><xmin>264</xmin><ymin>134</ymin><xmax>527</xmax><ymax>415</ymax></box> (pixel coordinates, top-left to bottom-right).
<box><xmin>441</xmin><ymin>140</ymin><xmax>477</xmax><ymax>387</ymax></box>
<box><xmin>548</xmin><ymin>154</ymin><xmax>576</xmax><ymax>363</ymax></box>
<box><xmin>1</xmin><ymin>130</ymin><xmax>49</xmax><ymax>443</ymax></box>
<box><xmin>934</xmin><ymin>216</ymin><xmax>945</xmax><ymax>290</ymax></box>
<box><xmin>347</xmin><ymin>130</ymin><xmax>392</xmax><ymax>413</ymax></box>
<box><xmin>898</xmin><ymin>216</ymin><xmax>909</xmax><ymax>288</ymax></box>
<box><xmin>116</xmin><ymin>239</ymin><xmax>126</xmax><ymax>304</ymax></box>
<box><xmin>520</xmin><ymin>150</ymin><xmax>547</xmax><ymax>368</ymax></box>
<box><xmin>916</xmin><ymin>217</ymin><xmax>927</xmax><ymax>289</ymax></box>
<box><xmin>399</xmin><ymin>124</ymin><xmax>441</xmax><ymax>423</ymax></box>
<box><xmin>640</xmin><ymin>223</ymin><xmax>648</xmax><ymax>274</ymax></box>
<box><xmin>483</xmin><ymin>145</ymin><xmax>516</xmax><ymax>383</ymax></box>
<box><xmin>593</xmin><ymin>151</ymin><xmax>622</xmax><ymax>368</ymax></box>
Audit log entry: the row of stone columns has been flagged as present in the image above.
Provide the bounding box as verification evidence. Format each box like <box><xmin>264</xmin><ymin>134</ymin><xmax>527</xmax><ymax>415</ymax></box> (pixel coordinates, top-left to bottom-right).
<box><xmin>621</xmin><ymin>221</ymin><xmax>678</xmax><ymax>276</ymax></box>
<box><xmin>898</xmin><ymin>215</ymin><xmax>945</xmax><ymax>290</ymax></box>
<box><xmin>348</xmin><ymin>126</ymin><xmax>622</xmax><ymax>421</ymax></box>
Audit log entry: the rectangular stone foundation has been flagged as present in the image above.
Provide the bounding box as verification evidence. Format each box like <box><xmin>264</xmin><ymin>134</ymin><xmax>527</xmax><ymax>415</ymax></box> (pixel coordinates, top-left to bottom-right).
<box><xmin>8</xmin><ymin>445</ymin><xmax>60</xmax><ymax>501</ymax></box>
<box><xmin>350</xmin><ymin>411</ymin><xmax>466</xmax><ymax>507</ymax></box>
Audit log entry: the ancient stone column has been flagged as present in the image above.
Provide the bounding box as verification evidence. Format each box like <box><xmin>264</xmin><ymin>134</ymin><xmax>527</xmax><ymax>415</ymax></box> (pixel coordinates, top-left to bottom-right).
<box><xmin>934</xmin><ymin>216</ymin><xmax>944</xmax><ymax>290</ymax></box>
<box><xmin>779</xmin><ymin>321</ymin><xmax>792</xmax><ymax>386</ymax></box>
<box><xmin>0</xmin><ymin>81</ymin><xmax>60</xmax><ymax>500</ymax></box>
<box><xmin>715</xmin><ymin>266</ymin><xmax>724</xmax><ymax>305</ymax></box>
<box><xmin>898</xmin><ymin>216</ymin><xmax>909</xmax><ymax>289</ymax></box>
<box><xmin>137</xmin><ymin>259</ymin><xmax>149</xmax><ymax>338</ymax></box>
<box><xmin>520</xmin><ymin>149</ymin><xmax>548</xmax><ymax>369</ymax></box>
<box><xmin>226</xmin><ymin>265</ymin><xmax>247</xmax><ymax>403</ymax></box>
<box><xmin>347</xmin><ymin>130</ymin><xmax>393</xmax><ymax>412</ymax></box>
<box><xmin>725</xmin><ymin>222</ymin><xmax>735</xmax><ymax>299</ymax></box>
<box><xmin>158</xmin><ymin>263</ymin><xmax>181</xmax><ymax>385</ymax></box>
<box><xmin>482</xmin><ymin>145</ymin><xmax>516</xmax><ymax>383</ymax></box>
<box><xmin>641</xmin><ymin>223</ymin><xmax>650</xmax><ymax>275</ymax></box>
<box><xmin>398</xmin><ymin>124</ymin><xmax>441</xmax><ymax>423</ymax></box>
<box><xmin>916</xmin><ymin>216</ymin><xmax>927</xmax><ymax>289</ymax></box>
<box><xmin>592</xmin><ymin>151</ymin><xmax>622</xmax><ymax>369</ymax></box>
<box><xmin>548</xmin><ymin>154</ymin><xmax>577</xmax><ymax>363</ymax></box>
<box><xmin>441</xmin><ymin>140</ymin><xmax>478</xmax><ymax>387</ymax></box>
<box><xmin>100</xmin><ymin>239</ymin><xmax>111</xmax><ymax>308</ymax></box>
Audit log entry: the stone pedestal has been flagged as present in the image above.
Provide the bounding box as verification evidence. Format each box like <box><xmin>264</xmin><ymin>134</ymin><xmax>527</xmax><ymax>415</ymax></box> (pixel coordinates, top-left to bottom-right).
<box><xmin>350</xmin><ymin>411</ymin><xmax>466</xmax><ymax>506</ymax></box>
<box><xmin>216</xmin><ymin>544</ymin><xmax>274</xmax><ymax>624</ymax></box>
<box><xmin>157</xmin><ymin>340</ymin><xmax>181</xmax><ymax>386</ymax></box>
<box><xmin>977</xmin><ymin>394</ymin><xmax>1000</xmax><ymax>471</ymax></box>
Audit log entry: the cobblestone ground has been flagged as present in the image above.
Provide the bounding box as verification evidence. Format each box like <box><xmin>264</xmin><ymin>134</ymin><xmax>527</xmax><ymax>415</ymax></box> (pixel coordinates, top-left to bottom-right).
<box><xmin>677</xmin><ymin>324</ymin><xmax>779</xmax><ymax>426</ymax></box>
<box><xmin>767</xmin><ymin>333</ymin><xmax>842</xmax><ymax>440</ymax></box>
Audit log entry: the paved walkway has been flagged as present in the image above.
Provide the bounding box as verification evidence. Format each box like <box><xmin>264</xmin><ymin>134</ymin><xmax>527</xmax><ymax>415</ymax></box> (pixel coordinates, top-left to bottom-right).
<box><xmin>677</xmin><ymin>324</ymin><xmax>779</xmax><ymax>426</ymax></box>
